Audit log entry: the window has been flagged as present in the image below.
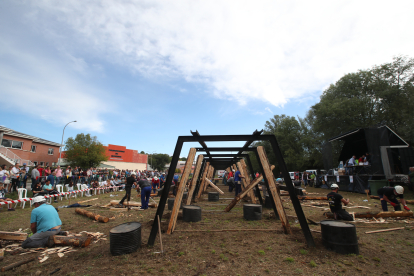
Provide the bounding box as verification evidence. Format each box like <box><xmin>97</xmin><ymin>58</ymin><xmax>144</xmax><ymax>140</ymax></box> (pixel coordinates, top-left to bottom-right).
<box><xmin>40</xmin><ymin>162</ymin><xmax>44</xmax><ymax>166</ymax></box>
<box><xmin>1</xmin><ymin>139</ymin><xmax>12</xmax><ymax>148</ymax></box>
<box><xmin>11</xmin><ymin>141</ymin><xmax>23</xmax><ymax>149</ymax></box>
<box><xmin>48</xmin><ymin>148</ymin><xmax>54</xmax><ymax>155</ymax></box>
<box><xmin>46</xmin><ymin>162</ymin><xmax>49</xmax><ymax>166</ymax></box>
<box><xmin>33</xmin><ymin>161</ymin><xmax>38</xmax><ymax>166</ymax></box>
<box><xmin>31</xmin><ymin>145</ymin><xmax>37</xmax><ymax>152</ymax></box>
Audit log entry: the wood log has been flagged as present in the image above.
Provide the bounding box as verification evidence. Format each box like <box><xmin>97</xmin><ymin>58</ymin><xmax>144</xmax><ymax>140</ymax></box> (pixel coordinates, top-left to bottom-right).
<box><xmin>174</xmin><ymin>229</ymin><xmax>278</xmax><ymax>232</ymax></box>
<box><xmin>203</xmin><ymin>166</ymin><xmax>214</xmax><ymax>193</ymax></box>
<box><xmin>53</xmin><ymin>236</ymin><xmax>91</xmax><ymax>247</ymax></box>
<box><xmin>167</xmin><ymin>148</ymin><xmax>196</xmax><ymax>234</ymax></box>
<box><xmin>196</xmin><ymin>162</ymin><xmax>209</xmax><ymax>199</ymax></box>
<box><xmin>325</xmin><ymin>211</ymin><xmax>413</xmax><ymax>219</ymax></box>
<box><xmin>240</xmin><ymin>159</ymin><xmax>256</xmax><ymax>203</ymax></box>
<box><xmin>370</xmin><ymin>196</ymin><xmax>414</xmax><ymax>205</ymax></box>
<box><xmin>75</xmin><ymin>208</ymin><xmax>109</xmax><ymax>223</ymax></box>
<box><xmin>257</xmin><ymin>146</ymin><xmax>291</xmax><ymax>234</ymax></box>
<box><xmin>297</xmin><ymin>196</ymin><xmax>328</xmax><ymax>200</ymax></box>
<box><xmin>186</xmin><ymin>154</ymin><xmax>204</xmax><ymax>205</ymax></box>
<box><xmin>238</xmin><ymin>161</ymin><xmax>256</xmax><ymax>203</ymax></box>
<box><xmin>78</xmin><ymin>198</ymin><xmax>99</xmax><ymax>204</ymax></box>
<box><xmin>204</xmin><ymin>178</ymin><xmax>224</xmax><ymax>194</ymax></box>
<box><xmin>1</xmin><ymin>257</ymin><xmax>36</xmax><ymax>272</ymax></box>
<box><xmin>365</xmin><ymin>227</ymin><xmax>405</xmax><ymax>234</ymax></box>
<box><xmin>0</xmin><ymin>231</ymin><xmax>28</xmax><ymax>241</ymax></box>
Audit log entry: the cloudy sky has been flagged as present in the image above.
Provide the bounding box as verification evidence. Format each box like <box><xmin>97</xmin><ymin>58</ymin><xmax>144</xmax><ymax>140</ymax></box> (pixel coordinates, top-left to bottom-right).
<box><xmin>1</xmin><ymin>0</ymin><xmax>414</xmax><ymax>157</ymax></box>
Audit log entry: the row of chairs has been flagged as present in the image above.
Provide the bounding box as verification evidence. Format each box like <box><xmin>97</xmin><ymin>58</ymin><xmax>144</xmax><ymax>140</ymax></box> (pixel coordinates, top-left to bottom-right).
<box><xmin>13</xmin><ymin>183</ymin><xmax>121</xmax><ymax>209</ymax></box>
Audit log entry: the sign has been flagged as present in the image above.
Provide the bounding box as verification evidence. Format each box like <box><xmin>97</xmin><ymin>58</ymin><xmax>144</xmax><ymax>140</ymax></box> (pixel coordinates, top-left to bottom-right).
<box><xmin>349</xmin><ymin>176</ymin><xmax>353</xmax><ymax>183</ymax></box>
<box><xmin>336</xmin><ymin>176</ymin><xmax>340</xmax><ymax>183</ymax></box>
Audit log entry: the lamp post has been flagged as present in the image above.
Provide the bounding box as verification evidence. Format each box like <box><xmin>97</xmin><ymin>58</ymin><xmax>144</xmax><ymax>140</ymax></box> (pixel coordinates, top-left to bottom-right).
<box><xmin>58</xmin><ymin>120</ymin><xmax>77</xmax><ymax>166</ymax></box>
<box><xmin>150</xmin><ymin>151</ymin><xmax>156</xmax><ymax>171</ymax></box>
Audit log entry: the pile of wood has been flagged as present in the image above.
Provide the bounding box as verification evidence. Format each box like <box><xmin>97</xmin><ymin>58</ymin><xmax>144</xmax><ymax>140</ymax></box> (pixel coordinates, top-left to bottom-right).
<box><xmin>104</xmin><ymin>200</ymin><xmax>158</xmax><ymax>210</ymax></box>
<box><xmin>325</xmin><ymin>210</ymin><xmax>413</xmax><ymax>219</ymax></box>
<box><xmin>75</xmin><ymin>208</ymin><xmax>109</xmax><ymax>223</ymax></box>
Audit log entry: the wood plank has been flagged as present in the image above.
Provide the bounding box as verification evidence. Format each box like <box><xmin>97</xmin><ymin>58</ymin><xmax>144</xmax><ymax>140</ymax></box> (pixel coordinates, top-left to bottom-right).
<box><xmin>325</xmin><ymin>211</ymin><xmax>413</xmax><ymax>219</ymax></box>
<box><xmin>186</xmin><ymin>154</ymin><xmax>204</xmax><ymax>205</ymax></box>
<box><xmin>204</xmin><ymin>177</ymin><xmax>224</xmax><ymax>194</ymax></box>
<box><xmin>239</xmin><ymin>160</ymin><xmax>256</xmax><ymax>203</ymax></box>
<box><xmin>196</xmin><ymin>162</ymin><xmax>210</xmax><ymax>199</ymax></box>
<box><xmin>0</xmin><ymin>231</ymin><xmax>28</xmax><ymax>241</ymax></box>
<box><xmin>257</xmin><ymin>146</ymin><xmax>291</xmax><ymax>234</ymax></box>
<box><xmin>365</xmin><ymin>227</ymin><xmax>405</xmax><ymax>234</ymax></box>
<box><xmin>203</xmin><ymin>166</ymin><xmax>214</xmax><ymax>193</ymax></box>
<box><xmin>167</xmin><ymin>148</ymin><xmax>197</xmax><ymax>234</ymax></box>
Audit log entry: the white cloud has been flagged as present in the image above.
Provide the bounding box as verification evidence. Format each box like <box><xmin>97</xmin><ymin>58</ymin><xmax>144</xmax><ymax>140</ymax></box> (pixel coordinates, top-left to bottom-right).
<box><xmin>0</xmin><ymin>40</ymin><xmax>108</xmax><ymax>132</ymax></box>
<box><xmin>265</xmin><ymin>107</ymin><xmax>273</xmax><ymax>114</ymax></box>
<box><xmin>5</xmin><ymin>0</ymin><xmax>414</xmax><ymax>110</ymax></box>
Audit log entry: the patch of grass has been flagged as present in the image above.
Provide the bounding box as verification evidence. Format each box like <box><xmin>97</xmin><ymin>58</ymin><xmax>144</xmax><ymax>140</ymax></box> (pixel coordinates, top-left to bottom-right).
<box><xmin>159</xmin><ymin>267</ymin><xmax>165</xmax><ymax>272</ymax></box>
<box><xmin>381</xmin><ymin>249</ymin><xmax>386</xmax><ymax>252</ymax></box>
<box><xmin>372</xmin><ymin>257</ymin><xmax>381</xmax><ymax>262</ymax></box>
<box><xmin>219</xmin><ymin>254</ymin><xmax>228</xmax><ymax>261</ymax></box>
<box><xmin>396</xmin><ymin>240</ymin><xmax>403</xmax><ymax>244</ymax></box>
<box><xmin>211</xmin><ymin>249</ymin><xmax>216</xmax><ymax>254</ymax></box>
<box><xmin>300</xmin><ymin>249</ymin><xmax>308</xmax><ymax>255</ymax></box>
<box><xmin>294</xmin><ymin>268</ymin><xmax>302</xmax><ymax>274</ymax></box>
<box><xmin>310</xmin><ymin>260</ymin><xmax>317</xmax><ymax>267</ymax></box>
<box><xmin>406</xmin><ymin>242</ymin><xmax>413</xmax><ymax>246</ymax></box>
<box><xmin>348</xmin><ymin>253</ymin><xmax>356</xmax><ymax>257</ymax></box>
<box><xmin>258</xmin><ymin>250</ymin><xmax>265</xmax><ymax>255</ymax></box>
<box><xmin>285</xmin><ymin>257</ymin><xmax>294</xmax><ymax>263</ymax></box>
<box><xmin>358</xmin><ymin>255</ymin><xmax>364</xmax><ymax>259</ymax></box>
<box><xmin>265</xmin><ymin>269</ymin><xmax>270</xmax><ymax>273</ymax></box>
<box><xmin>220</xmin><ymin>243</ymin><xmax>226</xmax><ymax>248</ymax></box>
<box><xmin>178</xmin><ymin>252</ymin><xmax>185</xmax><ymax>256</ymax></box>
<box><xmin>377</xmin><ymin>238</ymin><xmax>385</xmax><ymax>242</ymax></box>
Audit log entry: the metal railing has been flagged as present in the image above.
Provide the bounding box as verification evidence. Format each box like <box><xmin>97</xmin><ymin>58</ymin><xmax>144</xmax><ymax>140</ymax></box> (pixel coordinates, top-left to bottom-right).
<box><xmin>0</xmin><ymin>145</ymin><xmax>34</xmax><ymax>166</ymax></box>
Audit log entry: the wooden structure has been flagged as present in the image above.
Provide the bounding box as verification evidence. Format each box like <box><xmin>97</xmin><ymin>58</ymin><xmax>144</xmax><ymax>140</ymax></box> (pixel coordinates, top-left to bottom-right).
<box><xmin>148</xmin><ymin>130</ymin><xmax>315</xmax><ymax>247</ymax></box>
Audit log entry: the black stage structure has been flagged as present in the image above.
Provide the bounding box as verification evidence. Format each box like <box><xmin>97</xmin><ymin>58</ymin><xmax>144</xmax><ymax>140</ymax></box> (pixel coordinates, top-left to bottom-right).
<box><xmin>148</xmin><ymin>131</ymin><xmax>315</xmax><ymax>247</ymax></box>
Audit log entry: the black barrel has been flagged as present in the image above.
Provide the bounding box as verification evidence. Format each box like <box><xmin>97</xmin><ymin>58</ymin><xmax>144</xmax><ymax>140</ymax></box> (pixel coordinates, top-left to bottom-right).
<box><xmin>263</xmin><ymin>196</ymin><xmax>272</xmax><ymax>209</ymax></box>
<box><xmin>320</xmin><ymin>220</ymin><xmax>359</xmax><ymax>255</ymax></box>
<box><xmin>183</xmin><ymin>205</ymin><xmax>202</xmax><ymax>222</ymax></box>
<box><xmin>208</xmin><ymin>192</ymin><xmax>219</xmax><ymax>202</ymax></box>
<box><xmin>168</xmin><ymin>198</ymin><xmax>182</xmax><ymax>210</ymax></box>
<box><xmin>243</xmin><ymin>204</ymin><xmax>262</xmax><ymax>221</ymax></box>
<box><xmin>110</xmin><ymin>222</ymin><xmax>141</xmax><ymax>256</ymax></box>
<box><xmin>182</xmin><ymin>192</ymin><xmax>188</xmax><ymax>200</ymax></box>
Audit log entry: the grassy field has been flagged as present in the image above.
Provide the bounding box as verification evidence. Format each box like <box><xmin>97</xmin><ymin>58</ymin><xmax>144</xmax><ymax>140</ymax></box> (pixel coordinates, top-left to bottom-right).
<box><xmin>1</xmin><ymin>184</ymin><xmax>414</xmax><ymax>276</ymax></box>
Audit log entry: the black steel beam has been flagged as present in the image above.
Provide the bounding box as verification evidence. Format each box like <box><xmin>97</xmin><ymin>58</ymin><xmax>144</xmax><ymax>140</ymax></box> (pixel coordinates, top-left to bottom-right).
<box><xmin>191</xmin><ymin>130</ymin><xmax>211</xmax><ymax>158</ymax></box>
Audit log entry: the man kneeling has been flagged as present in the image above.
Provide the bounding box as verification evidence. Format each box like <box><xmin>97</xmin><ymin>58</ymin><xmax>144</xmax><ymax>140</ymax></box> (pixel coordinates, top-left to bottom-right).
<box><xmin>327</xmin><ymin>184</ymin><xmax>353</xmax><ymax>221</ymax></box>
<box><xmin>22</xmin><ymin>196</ymin><xmax>62</xmax><ymax>248</ymax></box>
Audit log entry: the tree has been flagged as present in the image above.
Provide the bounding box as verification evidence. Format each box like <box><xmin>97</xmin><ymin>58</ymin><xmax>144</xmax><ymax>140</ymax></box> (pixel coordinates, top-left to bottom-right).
<box><xmin>140</xmin><ymin>151</ymin><xmax>146</xmax><ymax>154</ymax></box>
<box><xmin>64</xmin><ymin>134</ymin><xmax>107</xmax><ymax>168</ymax></box>
<box><xmin>150</xmin><ymin>154</ymin><xmax>171</xmax><ymax>171</ymax></box>
<box><xmin>179</xmin><ymin>157</ymin><xmax>187</xmax><ymax>161</ymax></box>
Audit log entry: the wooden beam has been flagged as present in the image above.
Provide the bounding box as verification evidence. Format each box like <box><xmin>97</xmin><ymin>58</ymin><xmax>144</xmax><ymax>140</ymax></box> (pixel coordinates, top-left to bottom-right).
<box><xmin>203</xmin><ymin>166</ymin><xmax>214</xmax><ymax>193</ymax></box>
<box><xmin>196</xmin><ymin>162</ymin><xmax>210</xmax><ymax>199</ymax></box>
<box><xmin>167</xmin><ymin>148</ymin><xmax>197</xmax><ymax>234</ymax></box>
<box><xmin>0</xmin><ymin>231</ymin><xmax>27</xmax><ymax>241</ymax></box>
<box><xmin>186</xmin><ymin>154</ymin><xmax>204</xmax><ymax>205</ymax></box>
<box><xmin>238</xmin><ymin>160</ymin><xmax>256</xmax><ymax>203</ymax></box>
<box><xmin>224</xmin><ymin>165</ymin><xmax>275</xmax><ymax>212</ymax></box>
<box><xmin>365</xmin><ymin>227</ymin><xmax>405</xmax><ymax>234</ymax></box>
<box><xmin>257</xmin><ymin>146</ymin><xmax>291</xmax><ymax>234</ymax></box>
<box><xmin>1</xmin><ymin>257</ymin><xmax>36</xmax><ymax>272</ymax></box>
<box><xmin>325</xmin><ymin>211</ymin><xmax>413</xmax><ymax>219</ymax></box>
<box><xmin>204</xmin><ymin>177</ymin><xmax>224</xmax><ymax>194</ymax></box>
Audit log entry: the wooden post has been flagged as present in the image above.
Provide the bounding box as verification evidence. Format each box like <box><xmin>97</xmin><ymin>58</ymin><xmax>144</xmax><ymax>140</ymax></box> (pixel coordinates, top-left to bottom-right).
<box><xmin>238</xmin><ymin>161</ymin><xmax>256</xmax><ymax>203</ymax></box>
<box><xmin>1</xmin><ymin>257</ymin><xmax>36</xmax><ymax>272</ymax></box>
<box><xmin>257</xmin><ymin>146</ymin><xmax>291</xmax><ymax>234</ymax></box>
<box><xmin>186</xmin><ymin>154</ymin><xmax>204</xmax><ymax>205</ymax></box>
<box><xmin>203</xmin><ymin>166</ymin><xmax>214</xmax><ymax>193</ymax></box>
<box><xmin>167</xmin><ymin>148</ymin><xmax>197</xmax><ymax>234</ymax></box>
<box><xmin>204</xmin><ymin>178</ymin><xmax>224</xmax><ymax>194</ymax></box>
<box><xmin>157</xmin><ymin>215</ymin><xmax>163</xmax><ymax>253</ymax></box>
<box><xmin>196</xmin><ymin>162</ymin><xmax>209</xmax><ymax>199</ymax></box>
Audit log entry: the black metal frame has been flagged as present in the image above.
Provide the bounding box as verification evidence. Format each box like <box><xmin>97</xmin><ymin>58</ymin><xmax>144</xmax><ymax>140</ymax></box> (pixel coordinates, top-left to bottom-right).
<box><xmin>148</xmin><ymin>132</ymin><xmax>315</xmax><ymax>247</ymax></box>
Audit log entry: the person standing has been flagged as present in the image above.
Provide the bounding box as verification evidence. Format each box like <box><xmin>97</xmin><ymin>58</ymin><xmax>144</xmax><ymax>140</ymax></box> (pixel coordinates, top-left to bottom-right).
<box><xmin>118</xmin><ymin>172</ymin><xmax>137</xmax><ymax>208</ymax></box>
<box><xmin>347</xmin><ymin>155</ymin><xmax>356</xmax><ymax>174</ymax></box>
<box><xmin>151</xmin><ymin>177</ymin><xmax>160</xmax><ymax>193</ymax></box>
<box><xmin>21</xmin><ymin>163</ymin><xmax>29</xmax><ymax>189</ymax></box>
<box><xmin>10</xmin><ymin>162</ymin><xmax>20</xmax><ymax>193</ymax></box>
<box><xmin>31</xmin><ymin>165</ymin><xmax>40</xmax><ymax>195</ymax></box>
<box><xmin>22</xmin><ymin>196</ymin><xmax>62</xmax><ymax>248</ymax></box>
<box><xmin>159</xmin><ymin>173</ymin><xmax>166</xmax><ymax>188</ymax></box>
<box><xmin>138</xmin><ymin>177</ymin><xmax>152</xmax><ymax>210</ymax></box>
<box><xmin>47</xmin><ymin>171</ymin><xmax>56</xmax><ymax>187</ymax></box>
<box><xmin>55</xmin><ymin>166</ymin><xmax>62</xmax><ymax>186</ymax></box>
<box><xmin>234</xmin><ymin>169</ymin><xmax>244</xmax><ymax>196</ymax></box>
<box><xmin>377</xmin><ymin>186</ymin><xmax>410</xmax><ymax>211</ymax></box>
<box><xmin>327</xmin><ymin>184</ymin><xmax>353</xmax><ymax>221</ymax></box>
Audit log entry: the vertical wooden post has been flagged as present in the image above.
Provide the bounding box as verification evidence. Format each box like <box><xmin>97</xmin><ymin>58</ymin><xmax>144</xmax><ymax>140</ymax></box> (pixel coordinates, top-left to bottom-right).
<box><xmin>186</xmin><ymin>154</ymin><xmax>203</xmax><ymax>205</ymax></box>
<box><xmin>240</xmin><ymin>159</ymin><xmax>256</xmax><ymax>204</ymax></box>
<box><xmin>203</xmin><ymin>166</ymin><xmax>214</xmax><ymax>192</ymax></box>
<box><xmin>167</xmin><ymin>148</ymin><xmax>196</xmax><ymax>234</ymax></box>
<box><xmin>257</xmin><ymin>146</ymin><xmax>291</xmax><ymax>234</ymax></box>
<box><xmin>196</xmin><ymin>162</ymin><xmax>210</xmax><ymax>199</ymax></box>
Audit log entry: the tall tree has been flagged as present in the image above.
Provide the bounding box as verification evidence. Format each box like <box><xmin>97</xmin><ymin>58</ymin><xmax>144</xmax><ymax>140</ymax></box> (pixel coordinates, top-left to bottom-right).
<box><xmin>150</xmin><ymin>154</ymin><xmax>171</xmax><ymax>171</ymax></box>
<box><xmin>64</xmin><ymin>133</ymin><xmax>107</xmax><ymax>168</ymax></box>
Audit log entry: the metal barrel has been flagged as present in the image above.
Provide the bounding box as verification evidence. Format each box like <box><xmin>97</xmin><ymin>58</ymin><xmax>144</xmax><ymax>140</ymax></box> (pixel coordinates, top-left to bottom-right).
<box><xmin>110</xmin><ymin>222</ymin><xmax>141</xmax><ymax>256</ymax></box>
<box><xmin>208</xmin><ymin>192</ymin><xmax>220</xmax><ymax>202</ymax></box>
<box><xmin>243</xmin><ymin>204</ymin><xmax>262</xmax><ymax>221</ymax></box>
<box><xmin>320</xmin><ymin>220</ymin><xmax>359</xmax><ymax>255</ymax></box>
<box><xmin>183</xmin><ymin>205</ymin><xmax>202</xmax><ymax>222</ymax></box>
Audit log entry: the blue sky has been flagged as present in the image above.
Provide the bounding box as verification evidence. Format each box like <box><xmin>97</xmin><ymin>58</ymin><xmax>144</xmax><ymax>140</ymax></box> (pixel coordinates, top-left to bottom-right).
<box><xmin>1</xmin><ymin>1</ymin><xmax>414</xmax><ymax>157</ymax></box>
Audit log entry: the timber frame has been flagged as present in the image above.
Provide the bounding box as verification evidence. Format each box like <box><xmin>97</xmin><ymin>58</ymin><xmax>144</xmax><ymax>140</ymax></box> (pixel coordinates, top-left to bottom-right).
<box><xmin>148</xmin><ymin>131</ymin><xmax>315</xmax><ymax>247</ymax></box>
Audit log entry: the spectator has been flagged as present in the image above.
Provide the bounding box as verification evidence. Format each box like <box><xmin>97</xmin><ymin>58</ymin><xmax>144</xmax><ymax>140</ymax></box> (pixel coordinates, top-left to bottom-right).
<box><xmin>32</xmin><ymin>181</ymin><xmax>46</xmax><ymax>197</ymax></box>
<box><xmin>44</xmin><ymin>166</ymin><xmax>51</xmax><ymax>177</ymax></box>
<box><xmin>20</xmin><ymin>163</ymin><xmax>29</xmax><ymax>188</ymax></box>
<box><xmin>31</xmin><ymin>165</ymin><xmax>40</xmax><ymax>195</ymax></box>
<box><xmin>43</xmin><ymin>179</ymin><xmax>58</xmax><ymax>203</ymax></box>
<box><xmin>10</xmin><ymin>162</ymin><xmax>21</xmax><ymax>193</ymax></box>
<box><xmin>55</xmin><ymin>166</ymin><xmax>62</xmax><ymax>186</ymax></box>
<box><xmin>159</xmin><ymin>173</ymin><xmax>165</xmax><ymax>188</ymax></box>
<box><xmin>0</xmin><ymin>182</ymin><xmax>15</xmax><ymax>211</ymax></box>
<box><xmin>347</xmin><ymin>155</ymin><xmax>356</xmax><ymax>174</ymax></box>
<box><xmin>152</xmin><ymin>177</ymin><xmax>160</xmax><ymax>193</ymax></box>
<box><xmin>47</xmin><ymin>171</ymin><xmax>56</xmax><ymax>187</ymax></box>
<box><xmin>0</xmin><ymin>165</ymin><xmax>10</xmax><ymax>192</ymax></box>
<box><xmin>37</xmin><ymin>165</ymin><xmax>44</xmax><ymax>180</ymax></box>
<box><xmin>234</xmin><ymin>169</ymin><xmax>244</xmax><ymax>196</ymax></box>
<box><xmin>302</xmin><ymin>171</ymin><xmax>308</xmax><ymax>187</ymax></box>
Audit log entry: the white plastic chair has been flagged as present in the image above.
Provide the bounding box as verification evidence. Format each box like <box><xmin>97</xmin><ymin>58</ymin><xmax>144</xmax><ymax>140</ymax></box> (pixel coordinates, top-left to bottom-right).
<box><xmin>81</xmin><ymin>184</ymin><xmax>90</xmax><ymax>196</ymax></box>
<box><xmin>76</xmin><ymin>184</ymin><xmax>84</xmax><ymax>197</ymax></box>
<box><xmin>15</xmin><ymin>188</ymin><xmax>30</xmax><ymax>209</ymax></box>
<box><xmin>56</xmin><ymin>185</ymin><xmax>64</xmax><ymax>201</ymax></box>
<box><xmin>65</xmin><ymin>184</ymin><xmax>76</xmax><ymax>198</ymax></box>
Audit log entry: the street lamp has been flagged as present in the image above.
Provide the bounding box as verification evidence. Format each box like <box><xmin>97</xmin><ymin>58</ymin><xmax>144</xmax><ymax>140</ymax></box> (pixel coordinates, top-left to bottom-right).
<box><xmin>58</xmin><ymin>120</ymin><xmax>77</xmax><ymax>166</ymax></box>
<box><xmin>150</xmin><ymin>151</ymin><xmax>156</xmax><ymax>170</ymax></box>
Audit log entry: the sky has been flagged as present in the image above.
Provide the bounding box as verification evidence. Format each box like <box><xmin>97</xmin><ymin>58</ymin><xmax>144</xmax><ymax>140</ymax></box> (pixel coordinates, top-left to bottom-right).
<box><xmin>1</xmin><ymin>0</ymin><xmax>414</xmax><ymax>158</ymax></box>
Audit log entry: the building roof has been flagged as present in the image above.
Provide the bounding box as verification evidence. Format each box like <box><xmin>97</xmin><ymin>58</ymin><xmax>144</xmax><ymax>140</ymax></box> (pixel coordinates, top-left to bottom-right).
<box><xmin>0</xmin><ymin>126</ymin><xmax>62</xmax><ymax>147</ymax></box>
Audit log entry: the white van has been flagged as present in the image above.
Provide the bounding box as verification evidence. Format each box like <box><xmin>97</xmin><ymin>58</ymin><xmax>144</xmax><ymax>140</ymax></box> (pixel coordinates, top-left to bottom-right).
<box><xmin>288</xmin><ymin>172</ymin><xmax>295</xmax><ymax>180</ymax></box>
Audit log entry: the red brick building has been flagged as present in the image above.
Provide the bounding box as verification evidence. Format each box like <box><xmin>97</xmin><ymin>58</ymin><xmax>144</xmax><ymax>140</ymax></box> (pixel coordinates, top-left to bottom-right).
<box><xmin>100</xmin><ymin>144</ymin><xmax>148</xmax><ymax>170</ymax></box>
<box><xmin>0</xmin><ymin>126</ymin><xmax>61</xmax><ymax>166</ymax></box>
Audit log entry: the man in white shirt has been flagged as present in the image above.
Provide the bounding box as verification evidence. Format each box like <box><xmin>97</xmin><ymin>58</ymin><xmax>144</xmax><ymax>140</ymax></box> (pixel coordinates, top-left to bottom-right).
<box><xmin>11</xmin><ymin>163</ymin><xmax>21</xmax><ymax>192</ymax></box>
<box><xmin>347</xmin><ymin>156</ymin><xmax>356</xmax><ymax>175</ymax></box>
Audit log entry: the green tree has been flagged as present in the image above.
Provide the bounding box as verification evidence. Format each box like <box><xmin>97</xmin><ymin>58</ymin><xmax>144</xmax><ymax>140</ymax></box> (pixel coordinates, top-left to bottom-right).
<box><xmin>179</xmin><ymin>157</ymin><xmax>187</xmax><ymax>161</ymax></box>
<box><xmin>64</xmin><ymin>133</ymin><xmax>107</xmax><ymax>168</ymax></box>
<box><xmin>150</xmin><ymin>154</ymin><xmax>171</xmax><ymax>171</ymax></box>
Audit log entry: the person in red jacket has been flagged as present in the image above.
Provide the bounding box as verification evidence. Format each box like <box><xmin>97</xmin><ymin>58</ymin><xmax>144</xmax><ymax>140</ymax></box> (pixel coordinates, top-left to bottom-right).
<box><xmin>152</xmin><ymin>177</ymin><xmax>160</xmax><ymax>193</ymax></box>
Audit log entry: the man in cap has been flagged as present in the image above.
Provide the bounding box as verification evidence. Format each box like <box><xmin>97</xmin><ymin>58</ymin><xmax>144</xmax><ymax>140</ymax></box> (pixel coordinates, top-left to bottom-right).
<box><xmin>118</xmin><ymin>172</ymin><xmax>137</xmax><ymax>208</ymax></box>
<box><xmin>138</xmin><ymin>177</ymin><xmax>152</xmax><ymax>210</ymax></box>
<box><xmin>327</xmin><ymin>184</ymin><xmax>353</xmax><ymax>221</ymax></box>
<box><xmin>377</xmin><ymin>185</ymin><xmax>410</xmax><ymax>211</ymax></box>
<box><xmin>22</xmin><ymin>196</ymin><xmax>62</xmax><ymax>248</ymax></box>
<box><xmin>152</xmin><ymin>176</ymin><xmax>160</xmax><ymax>193</ymax></box>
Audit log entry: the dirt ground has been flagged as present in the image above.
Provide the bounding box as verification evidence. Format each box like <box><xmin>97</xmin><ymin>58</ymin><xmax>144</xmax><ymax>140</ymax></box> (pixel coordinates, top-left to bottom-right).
<box><xmin>1</xmin><ymin>183</ymin><xmax>414</xmax><ymax>276</ymax></box>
